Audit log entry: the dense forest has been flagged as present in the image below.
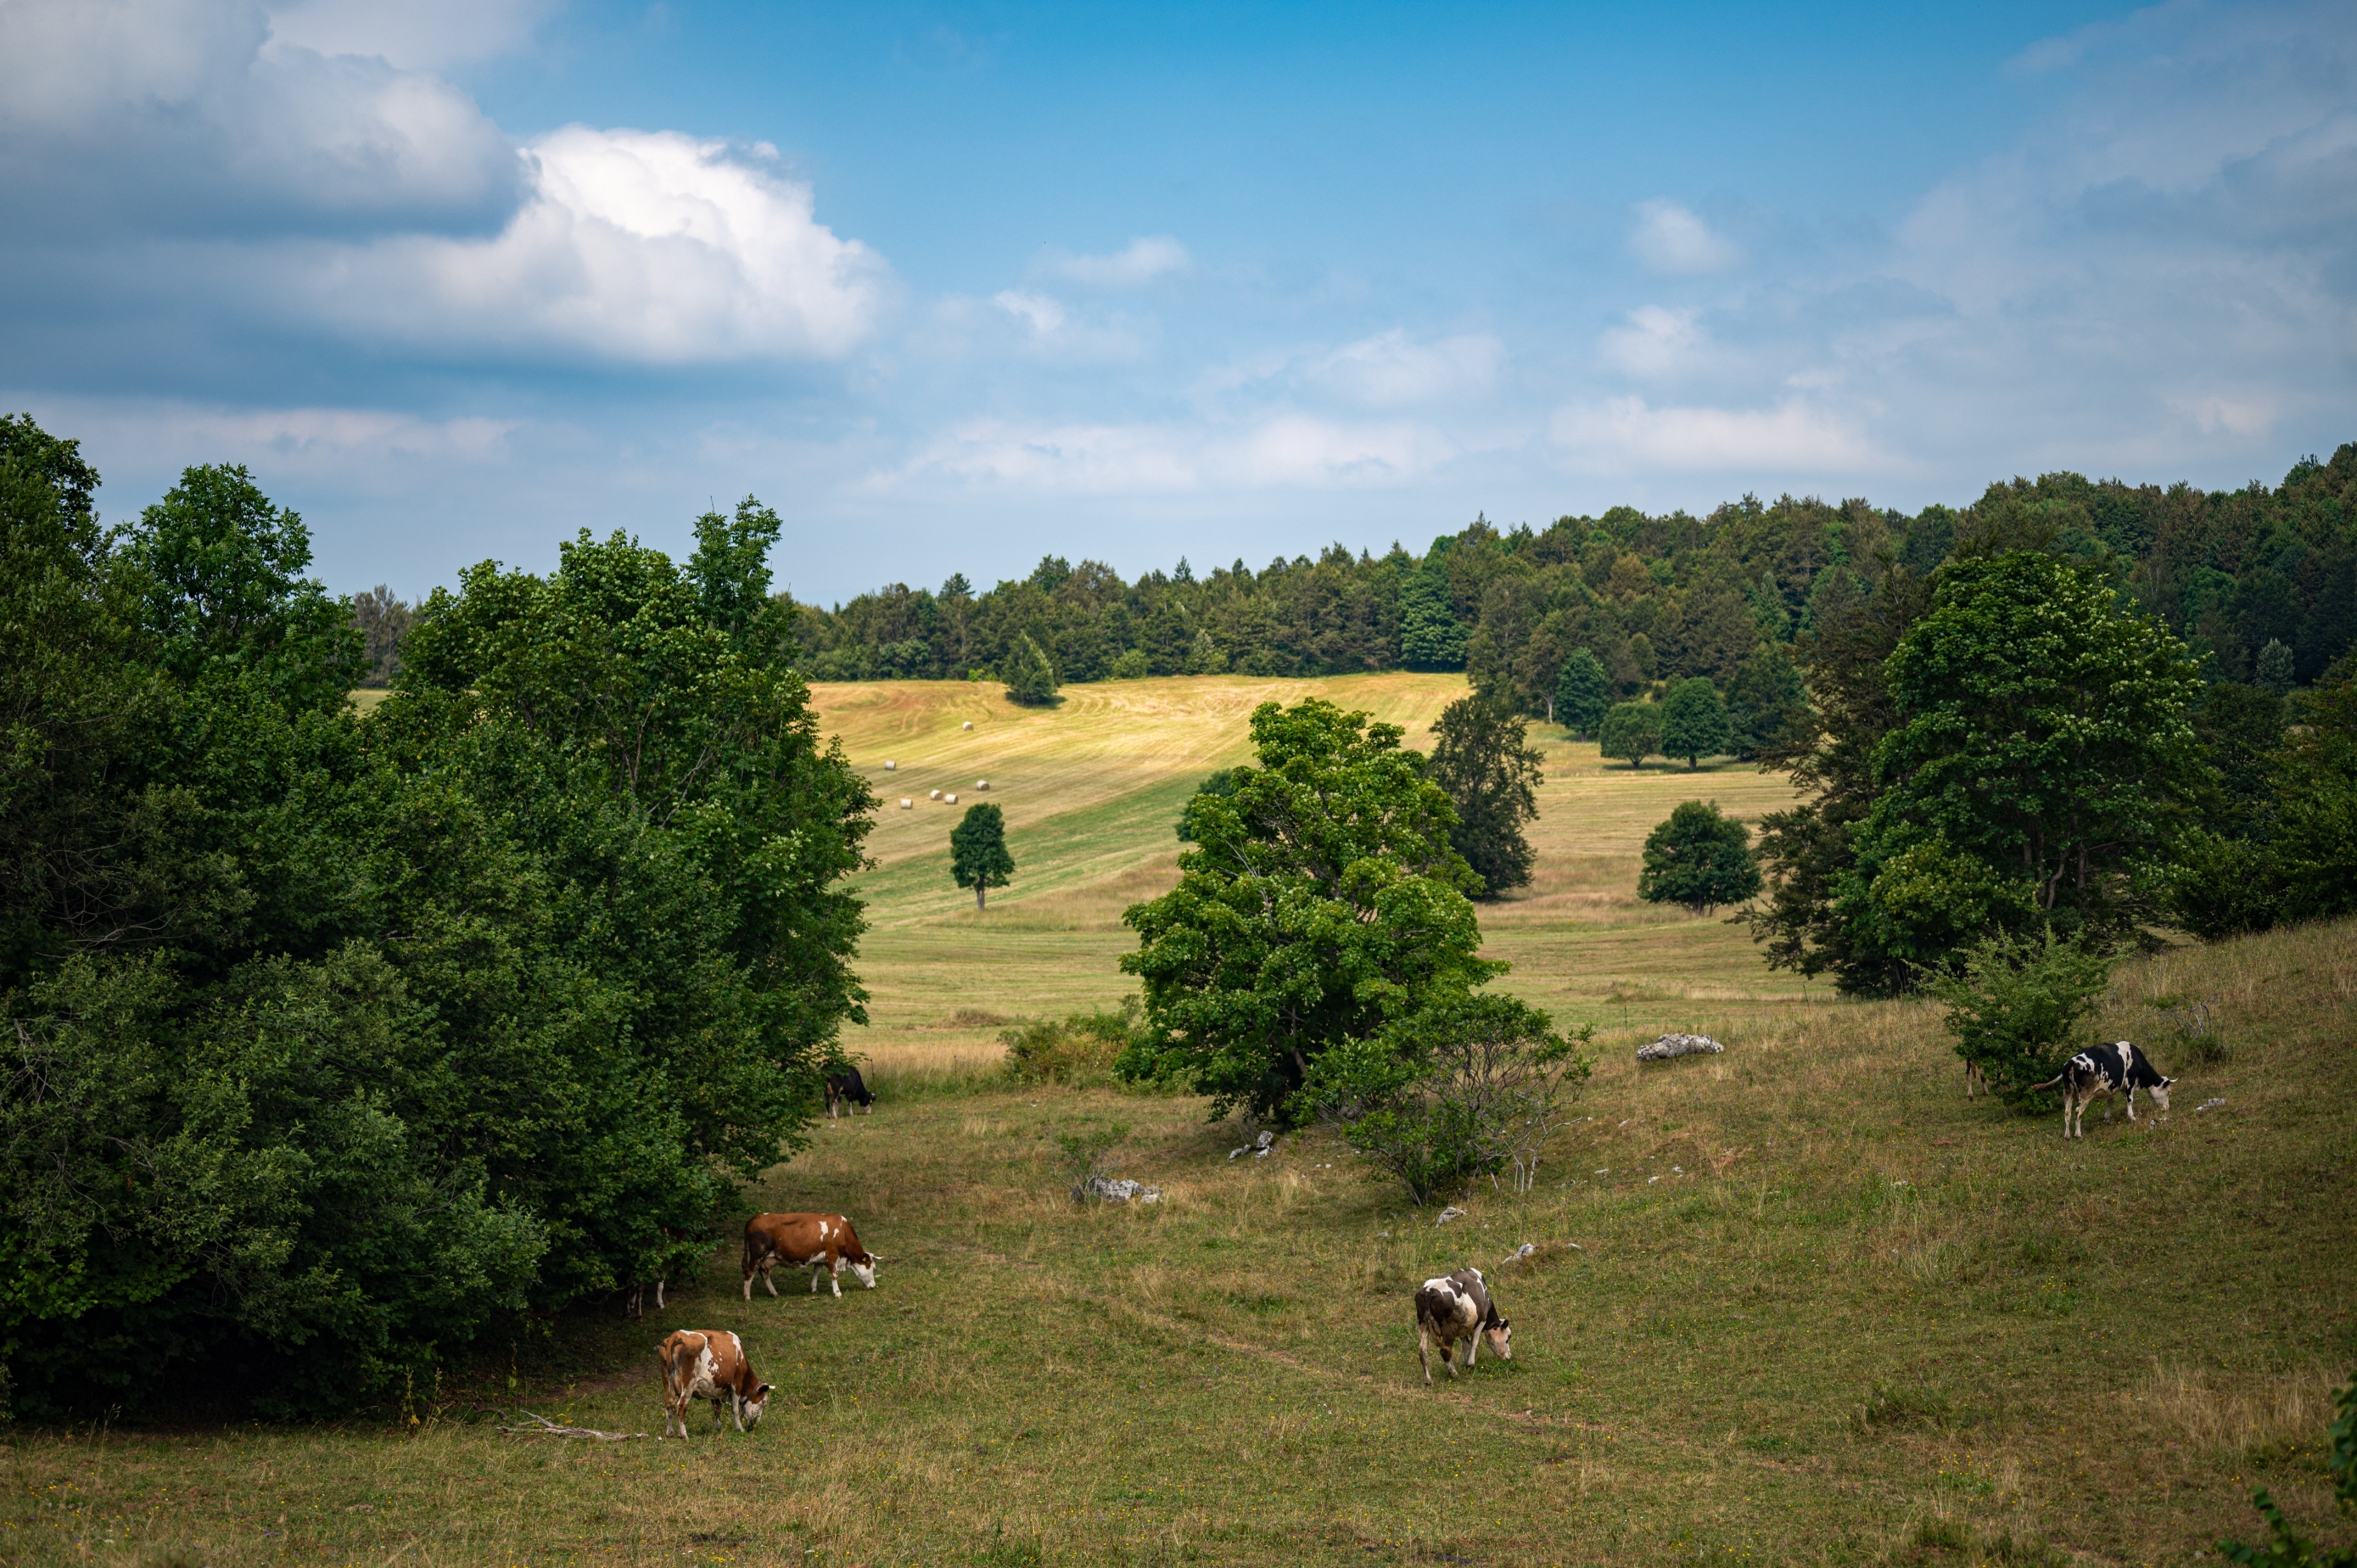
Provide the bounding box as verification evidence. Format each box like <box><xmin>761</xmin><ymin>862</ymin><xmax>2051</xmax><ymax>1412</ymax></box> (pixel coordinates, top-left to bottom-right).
<box><xmin>784</xmin><ymin>448</ymin><xmax>2357</xmax><ymax>711</ymax></box>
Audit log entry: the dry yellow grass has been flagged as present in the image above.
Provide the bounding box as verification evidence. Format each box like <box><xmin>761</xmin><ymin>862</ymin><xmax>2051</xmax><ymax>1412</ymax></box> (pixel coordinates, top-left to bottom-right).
<box><xmin>812</xmin><ymin>674</ymin><xmax>1811</xmax><ymax>1083</ymax></box>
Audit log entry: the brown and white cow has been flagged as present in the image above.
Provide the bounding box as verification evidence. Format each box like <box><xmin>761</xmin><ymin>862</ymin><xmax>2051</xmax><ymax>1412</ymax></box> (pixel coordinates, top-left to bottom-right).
<box><xmin>742</xmin><ymin>1212</ymin><xmax>879</xmax><ymax>1299</ymax></box>
<box><xmin>656</xmin><ymin>1329</ymin><xmax>772</xmax><ymax>1437</ymax></box>
<box><xmin>1414</xmin><ymin>1266</ymin><xmax>1513</xmax><ymax>1384</ymax></box>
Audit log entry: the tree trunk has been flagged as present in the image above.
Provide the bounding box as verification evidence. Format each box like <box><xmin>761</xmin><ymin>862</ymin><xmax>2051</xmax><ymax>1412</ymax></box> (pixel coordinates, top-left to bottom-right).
<box><xmin>976</xmin><ymin>884</ymin><xmax>987</xmax><ymax>911</ymax></box>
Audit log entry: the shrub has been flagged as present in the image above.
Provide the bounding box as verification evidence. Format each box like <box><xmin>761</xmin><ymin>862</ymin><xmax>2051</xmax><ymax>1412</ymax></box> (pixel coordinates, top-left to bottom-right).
<box><xmin>2157</xmin><ymin>831</ymin><xmax>2286</xmax><ymax>940</ymax></box>
<box><xmin>1050</xmin><ymin>1123</ymin><xmax>1129</xmax><ymax>1203</ymax></box>
<box><xmin>1922</xmin><ymin>929</ymin><xmax>2113</xmax><ymax>1106</ymax></box>
<box><xmin>999</xmin><ymin>1010</ymin><xmax>1131</xmax><ymax>1085</ymax></box>
<box><xmin>1598</xmin><ymin>701</ymin><xmax>1661</xmax><ymax>768</ymax></box>
<box><xmin>1637</xmin><ymin>800</ymin><xmax>1762</xmax><ymax>916</ymax></box>
<box><xmin>1307</xmin><ymin>992</ymin><xmax>1594</xmax><ymax>1205</ymax></box>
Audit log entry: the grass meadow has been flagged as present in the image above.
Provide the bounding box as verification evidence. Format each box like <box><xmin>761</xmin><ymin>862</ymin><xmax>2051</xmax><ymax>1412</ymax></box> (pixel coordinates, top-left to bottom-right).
<box><xmin>7</xmin><ymin>675</ymin><xmax>2352</xmax><ymax>1566</ymax></box>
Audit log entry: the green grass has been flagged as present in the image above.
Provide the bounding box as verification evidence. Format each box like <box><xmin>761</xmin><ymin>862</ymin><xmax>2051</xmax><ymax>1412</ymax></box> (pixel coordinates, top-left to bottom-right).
<box><xmin>4</xmin><ymin>675</ymin><xmax>2351</xmax><ymax>1565</ymax></box>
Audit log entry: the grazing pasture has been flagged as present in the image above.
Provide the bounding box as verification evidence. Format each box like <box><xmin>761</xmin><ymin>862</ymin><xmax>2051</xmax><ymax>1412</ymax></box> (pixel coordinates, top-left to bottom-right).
<box><xmin>3</xmin><ymin>675</ymin><xmax>2349</xmax><ymax>1566</ymax></box>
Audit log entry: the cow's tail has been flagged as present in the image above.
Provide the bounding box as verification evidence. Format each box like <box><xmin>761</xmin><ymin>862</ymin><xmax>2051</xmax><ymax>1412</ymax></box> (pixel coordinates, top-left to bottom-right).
<box><xmin>2026</xmin><ymin>1073</ymin><xmax>2065</xmax><ymax>1093</ymax></box>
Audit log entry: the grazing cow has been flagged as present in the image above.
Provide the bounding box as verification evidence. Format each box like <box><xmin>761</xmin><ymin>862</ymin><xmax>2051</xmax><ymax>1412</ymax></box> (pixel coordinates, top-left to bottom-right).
<box><xmin>825</xmin><ymin>1067</ymin><xmax>876</xmax><ymax>1118</ymax></box>
<box><xmin>656</xmin><ymin>1330</ymin><xmax>771</xmax><ymax>1438</ymax></box>
<box><xmin>742</xmin><ymin>1212</ymin><xmax>879</xmax><ymax>1299</ymax></box>
<box><xmin>2029</xmin><ymin>1040</ymin><xmax>2175</xmax><ymax>1139</ymax></box>
<box><xmin>1414</xmin><ymin>1266</ymin><xmax>1513</xmax><ymax>1384</ymax></box>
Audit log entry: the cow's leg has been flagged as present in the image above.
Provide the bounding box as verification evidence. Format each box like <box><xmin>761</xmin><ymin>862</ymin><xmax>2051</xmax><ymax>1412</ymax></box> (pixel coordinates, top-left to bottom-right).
<box><xmin>2125</xmin><ymin>1086</ymin><xmax>2138</xmax><ymax>1122</ymax></box>
<box><xmin>830</xmin><ymin>1258</ymin><xmax>844</xmax><ymax>1298</ymax></box>
<box><xmin>1418</xmin><ymin>1321</ymin><xmax>1434</xmax><ymax>1385</ymax></box>
<box><xmin>655</xmin><ymin>1280</ymin><xmax>665</xmax><ymax>1310</ymax></box>
<box><xmin>809</xmin><ymin>1263</ymin><xmax>824</xmax><ymax>1294</ymax></box>
<box><xmin>731</xmin><ymin>1394</ymin><xmax>746</xmax><ymax>1434</ymax></box>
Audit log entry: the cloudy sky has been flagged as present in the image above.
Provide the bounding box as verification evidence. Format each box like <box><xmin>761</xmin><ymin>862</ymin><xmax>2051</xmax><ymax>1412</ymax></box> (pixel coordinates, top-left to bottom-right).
<box><xmin>3</xmin><ymin>0</ymin><xmax>2352</xmax><ymax>602</ymax></box>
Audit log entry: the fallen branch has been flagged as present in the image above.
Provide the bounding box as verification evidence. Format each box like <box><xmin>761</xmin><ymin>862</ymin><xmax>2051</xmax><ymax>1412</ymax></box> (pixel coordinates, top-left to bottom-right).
<box><xmin>497</xmin><ymin>1410</ymin><xmax>647</xmax><ymax>1442</ymax></box>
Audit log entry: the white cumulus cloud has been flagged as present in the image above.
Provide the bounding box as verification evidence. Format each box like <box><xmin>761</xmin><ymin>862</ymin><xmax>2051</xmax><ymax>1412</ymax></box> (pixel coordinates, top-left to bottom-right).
<box><xmin>1309</xmin><ymin>330</ymin><xmax>1503</xmax><ymax>407</ymax></box>
<box><xmin>1598</xmin><ymin>307</ymin><xmax>1710</xmax><ymax>380</ymax></box>
<box><xmin>1627</xmin><ymin>199</ymin><xmax>1744</xmax><ymax>275</ymax></box>
<box><xmin>300</xmin><ymin>127</ymin><xmax>887</xmax><ymax>363</ymax></box>
<box><xmin>991</xmin><ymin>289</ymin><xmax>1067</xmax><ymax>334</ymax></box>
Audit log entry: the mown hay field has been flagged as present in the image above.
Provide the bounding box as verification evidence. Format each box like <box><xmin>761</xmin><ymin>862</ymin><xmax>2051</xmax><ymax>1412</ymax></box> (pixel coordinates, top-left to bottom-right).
<box><xmin>4</xmin><ymin>675</ymin><xmax>2351</xmax><ymax>1567</ymax></box>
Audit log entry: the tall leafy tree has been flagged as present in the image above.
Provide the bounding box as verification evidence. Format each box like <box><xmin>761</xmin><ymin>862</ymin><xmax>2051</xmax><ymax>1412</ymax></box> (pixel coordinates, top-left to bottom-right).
<box><xmin>1725</xmin><ymin>642</ymin><xmax>1808</xmax><ymax>760</ymax></box>
<box><xmin>1834</xmin><ymin>551</ymin><xmax>2206</xmax><ymax>977</ymax></box>
<box><xmin>950</xmin><ymin>803</ymin><xmax>1015</xmax><ymax>909</ymax></box>
<box><xmin>1398</xmin><ymin>549</ymin><xmax>1467</xmax><ymax>670</ymax></box>
<box><xmin>1425</xmin><ymin>689</ymin><xmax>1543</xmax><ymax>897</ymax></box>
<box><xmin>1659</xmin><ymin>677</ymin><xmax>1733</xmax><ymax>769</ymax></box>
<box><xmin>1552</xmin><ymin>648</ymin><xmax>1610</xmax><ymax>737</ymax></box>
<box><xmin>1119</xmin><ymin>699</ymin><xmax>1485</xmax><ymax>1123</ymax></box>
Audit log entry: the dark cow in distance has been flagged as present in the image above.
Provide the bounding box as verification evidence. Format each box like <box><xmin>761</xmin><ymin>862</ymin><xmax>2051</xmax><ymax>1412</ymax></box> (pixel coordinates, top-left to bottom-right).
<box><xmin>825</xmin><ymin>1067</ymin><xmax>876</xmax><ymax>1118</ymax></box>
<box><xmin>1414</xmin><ymin>1266</ymin><xmax>1513</xmax><ymax>1384</ymax></box>
<box><xmin>742</xmin><ymin>1212</ymin><xmax>879</xmax><ymax>1298</ymax></box>
<box><xmin>2029</xmin><ymin>1040</ymin><xmax>2175</xmax><ymax>1139</ymax></box>
<box><xmin>657</xmin><ymin>1329</ymin><xmax>771</xmax><ymax>1437</ymax></box>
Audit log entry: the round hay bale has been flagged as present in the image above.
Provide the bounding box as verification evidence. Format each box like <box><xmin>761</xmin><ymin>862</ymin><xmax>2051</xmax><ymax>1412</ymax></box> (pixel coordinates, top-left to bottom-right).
<box><xmin>929</xmin><ymin>789</ymin><xmax>941</xmax><ymax>799</ymax></box>
<box><xmin>899</xmin><ymin>798</ymin><xmax>911</xmax><ymax>809</ymax></box>
<box><xmin>977</xmin><ymin>779</ymin><xmax>989</xmax><ymax>789</ymax></box>
<box><xmin>945</xmin><ymin>792</ymin><xmax>958</xmax><ymax>804</ymax></box>
<box><xmin>962</xmin><ymin>721</ymin><xmax>973</xmax><ymax>731</ymax></box>
<box><xmin>884</xmin><ymin>760</ymin><xmax>895</xmax><ymax>770</ymax></box>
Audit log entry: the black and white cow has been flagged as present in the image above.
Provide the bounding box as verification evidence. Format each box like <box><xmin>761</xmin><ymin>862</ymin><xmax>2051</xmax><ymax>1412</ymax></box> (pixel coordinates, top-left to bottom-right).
<box><xmin>1414</xmin><ymin>1266</ymin><xmax>1512</xmax><ymax>1384</ymax></box>
<box><xmin>825</xmin><ymin>1067</ymin><xmax>876</xmax><ymax>1118</ymax></box>
<box><xmin>2029</xmin><ymin>1040</ymin><xmax>2175</xmax><ymax>1140</ymax></box>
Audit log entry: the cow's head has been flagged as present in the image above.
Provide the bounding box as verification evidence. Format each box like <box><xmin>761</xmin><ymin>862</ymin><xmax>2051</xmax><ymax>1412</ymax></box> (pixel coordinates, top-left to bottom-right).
<box><xmin>849</xmin><ymin>1251</ymin><xmax>878</xmax><ymax>1290</ymax></box>
<box><xmin>2147</xmin><ymin>1076</ymin><xmax>2175</xmax><ymax>1112</ymax></box>
<box><xmin>741</xmin><ymin>1382</ymin><xmax>774</xmax><ymax>1426</ymax></box>
<box><xmin>1484</xmin><ymin>1317</ymin><xmax>1513</xmax><ymax>1362</ymax></box>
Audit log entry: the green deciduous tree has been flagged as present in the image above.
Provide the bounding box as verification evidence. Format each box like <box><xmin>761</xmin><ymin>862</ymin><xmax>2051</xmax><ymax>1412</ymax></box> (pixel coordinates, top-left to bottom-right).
<box><xmin>950</xmin><ymin>802</ymin><xmax>1015</xmax><ymax>909</ymax></box>
<box><xmin>1553</xmin><ymin>648</ymin><xmax>1610</xmax><ymax>737</ymax></box>
<box><xmin>1637</xmin><ymin>801</ymin><xmax>1762</xmax><ymax>916</ymax></box>
<box><xmin>1425</xmin><ymin>689</ymin><xmax>1543</xmax><ymax>897</ymax></box>
<box><xmin>1001</xmin><ymin>631</ymin><xmax>1060</xmax><ymax>705</ymax></box>
<box><xmin>1660</xmin><ymin>676</ymin><xmax>1733</xmax><ymax>769</ymax></box>
<box><xmin>1117</xmin><ymin>698</ymin><xmax>1486</xmax><ymax>1123</ymax></box>
<box><xmin>1598</xmin><ymin>701</ymin><xmax>1661</xmax><ymax>768</ymax></box>
<box><xmin>1835</xmin><ymin>551</ymin><xmax>2207</xmax><ymax>981</ymax></box>
<box><xmin>1725</xmin><ymin>641</ymin><xmax>1808</xmax><ymax>759</ymax></box>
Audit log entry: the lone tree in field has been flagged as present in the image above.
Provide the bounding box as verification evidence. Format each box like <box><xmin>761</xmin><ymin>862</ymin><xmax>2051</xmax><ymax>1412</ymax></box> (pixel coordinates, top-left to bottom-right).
<box><xmin>1638</xmin><ymin>800</ymin><xmax>1762</xmax><ymax>915</ymax></box>
<box><xmin>1598</xmin><ymin>701</ymin><xmax>1661</xmax><ymax>768</ymax></box>
<box><xmin>1553</xmin><ymin>648</ymin><xmax>1610</xmax><ymax>738</ymax></box>
<box><xmin>1425</xmin><ymin>687</ymin><xmax>1543</xmax><ymax>897</ymax></box>
<box><xmin>1000</xmin><ymin>632</ymin><xmax>1059</xmax><ymax>706</ymax></box>
<box><xmin>1660</xmin><ymin>676</ymin><xmax>1733</xmax><ymax>770</ymax></box>
<box><xmin>1118</xmin><ymin>697</ymin><xmax>1489</xmax><ymax>1123</ymax></box>
<box><xmin>950</xmin><ymin>802</ymin><xmax>1015</xmax><ymax>910</ymax></box>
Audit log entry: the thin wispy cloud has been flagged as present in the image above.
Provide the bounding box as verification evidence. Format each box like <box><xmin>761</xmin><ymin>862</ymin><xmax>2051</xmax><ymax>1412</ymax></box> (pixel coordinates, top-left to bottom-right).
<box><xmin>1626</xmin><ymin>199</ymin><xmax>1744</xmax><ymax>275</ymax></box>
<box><xmin>1036</xmin><ymin>236</ymin><xmax>1191</xmax><ymax>288</ymax></box>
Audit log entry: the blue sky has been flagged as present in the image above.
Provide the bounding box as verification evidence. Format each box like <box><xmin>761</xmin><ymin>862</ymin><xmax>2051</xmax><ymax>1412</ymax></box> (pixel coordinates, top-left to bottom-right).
<box><xmin>3</xmin><ymin>0</ymin><xmax>2352</xmax><ymax>603</ymax></box>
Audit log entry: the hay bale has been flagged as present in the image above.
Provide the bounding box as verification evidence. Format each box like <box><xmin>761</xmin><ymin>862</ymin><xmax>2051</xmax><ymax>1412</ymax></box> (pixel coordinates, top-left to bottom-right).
<box><xmin>884</xmin><ymin>760</ymin><xmax>895</xmax><ymax>770</ymax></box>
<box><xmin>962</xmin><ymin>721</ymin><xmax>973</xmax><ymax>731</ymax></box>
<box><xmin>977</xmin><ymin>779</ymin><xmax>989</xmax><ymax>790</ymax></box>
<box><xmin>899</xmin><ymin>798</ymin><xmax>912</xmax><ymax>809</ymax></box>
<box><xmin>929</xmin><ymin>789</ymin><xmax>941</xmax><ymax>800</ymax></box>
<box><xmin>945</xmin><ymin>792</ymin><xmax>958</xmax><ymax>804</ymax></box>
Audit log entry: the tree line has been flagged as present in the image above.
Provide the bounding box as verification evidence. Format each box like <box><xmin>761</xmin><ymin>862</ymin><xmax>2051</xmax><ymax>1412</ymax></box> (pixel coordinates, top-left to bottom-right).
<box><xmin>785</xmin><ymin>451</ymin><xmax>2357</xmax><ymax>722</ymax></box>
<box><xmin>1</xmin><ymin>417</ymin><xmax>872</xmax><ymax>1418</ymax></box>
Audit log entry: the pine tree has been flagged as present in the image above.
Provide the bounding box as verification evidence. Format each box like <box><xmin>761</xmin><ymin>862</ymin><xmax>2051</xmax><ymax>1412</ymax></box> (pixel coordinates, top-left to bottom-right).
<box><xmin>1553</xmin><ymin>648</ymin><xmax>1610</xmax><ymax>737</ymax></box>
<box><xmin>1660</xmin><ymin>677</ymin><xmax>1733</xmax><ymax>769</ymax></box>
<box><xmin>1726</xmin><ymin>643</ymin><xmax>1808</xmax><ymax>759</ymax></box>
<box><xmin>1001</xmin><ymin>632</ymin><xmax>1060</xmax><ymax>706</ymax></box>
<box><xmin>950</xmin><ymin>803</ymin><xmax>1015</xmax><ymax>910</ymax></box>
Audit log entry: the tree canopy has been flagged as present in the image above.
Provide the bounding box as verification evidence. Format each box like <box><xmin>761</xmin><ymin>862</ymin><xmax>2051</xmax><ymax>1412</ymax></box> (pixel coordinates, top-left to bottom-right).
<box><xmin>1660</xmin><ymin>676</ymin><xmax>1733</xmax><ymax>768</ymax></box>
<box><xmin>1117</xmin><ymin>699</ymin><xmax>1487</xmax><ymax>1123</ymax></box>
<box><xmin>1598</xmin><ymin>702</ymin><xmax>1661</xmax><ymax>768</ymax></box>
<box><xmin>0</xmin><ymin>419</ymin><xmax>874</xmax><ymax>1416</ymax></box>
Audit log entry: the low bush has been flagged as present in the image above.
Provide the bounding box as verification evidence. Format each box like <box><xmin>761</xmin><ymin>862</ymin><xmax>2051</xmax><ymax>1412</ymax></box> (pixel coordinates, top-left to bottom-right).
<box><xmin>1922</xmin><ymin>929</ymin><xmax>2113</xmax><ymax>1106</ymax></box>
<box><xmin>999</xmin><ymin>1011</ymin><xmax>1129</xmax><ymax>1085</ymax></box>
